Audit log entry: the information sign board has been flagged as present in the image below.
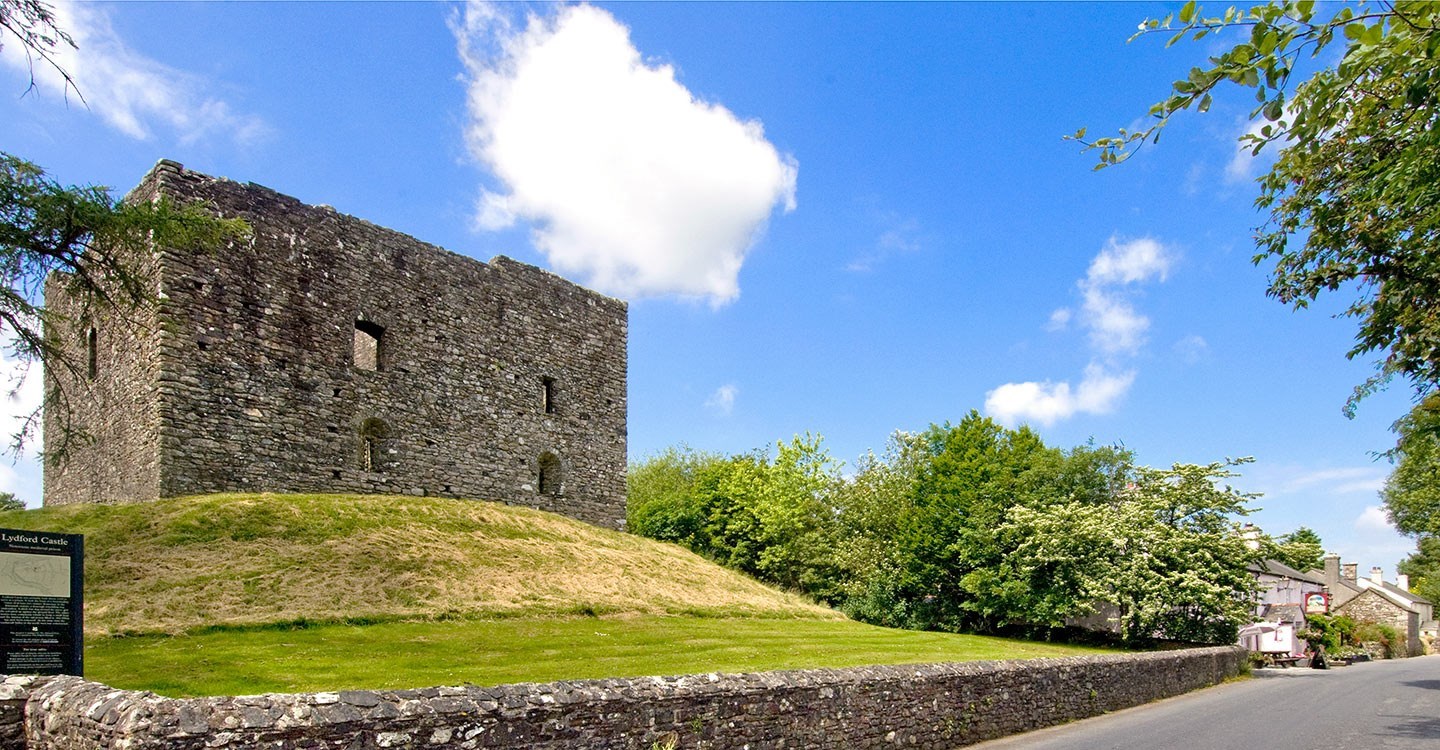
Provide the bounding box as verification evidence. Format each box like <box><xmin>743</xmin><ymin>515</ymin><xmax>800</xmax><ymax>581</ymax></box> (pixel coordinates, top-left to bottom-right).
<box><xmin>0</xmin><ymin>529</ymin><xmax>83</xmax><ymax>676</ymax></box>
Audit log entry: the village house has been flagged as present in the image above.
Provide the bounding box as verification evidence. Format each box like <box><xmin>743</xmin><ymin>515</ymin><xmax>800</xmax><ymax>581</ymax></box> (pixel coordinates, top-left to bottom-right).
<box><xmin>1318</xmin><ymin>554</ymin><xmax>1435</xmax><ymax>657</ymax></box>
<box><xmin>1238</xmin><ymin>559</ymin><xmax>1326</xmax><ymax>657</ymax></box>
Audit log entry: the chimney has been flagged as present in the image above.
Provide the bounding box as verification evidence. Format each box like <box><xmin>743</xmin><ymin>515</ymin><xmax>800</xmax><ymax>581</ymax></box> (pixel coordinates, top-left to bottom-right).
<box><xmin>1370</xmin><ymin>566</ymin><xmax>1384</xmax><ymax>585</ymax></box>
<box><xmin>1342</xmin><ymin>562</ymin><xmax>1358</xmax><ymax>582</ymax></box>
<box><xmin>1324</xmin><ymin>553</ymin><xmax>1340</xmax><ymax>590</ymax></box>
<box><xmin>1241</xmin><ymin>524</ymin><xmax>1261</xmax><ymax>551</ymax></box>
<box><xmin>1398</xmin><ymin>574</ymin><xmax>1410</xmax><ymax>591</ymax></box>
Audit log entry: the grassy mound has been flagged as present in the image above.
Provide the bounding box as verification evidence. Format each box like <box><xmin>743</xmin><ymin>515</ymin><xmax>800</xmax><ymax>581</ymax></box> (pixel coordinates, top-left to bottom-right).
<box><xmin>0</xmin><ymin>493</ymin><xmax>836</xmax><ymax>635</ymax></box>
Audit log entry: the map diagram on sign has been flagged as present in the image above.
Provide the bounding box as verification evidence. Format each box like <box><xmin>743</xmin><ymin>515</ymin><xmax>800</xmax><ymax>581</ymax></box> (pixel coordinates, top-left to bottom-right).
<box><xmin>0</xmin><ymin>552</ymin><xmax>69</xmax><ymax>598</ymax></box>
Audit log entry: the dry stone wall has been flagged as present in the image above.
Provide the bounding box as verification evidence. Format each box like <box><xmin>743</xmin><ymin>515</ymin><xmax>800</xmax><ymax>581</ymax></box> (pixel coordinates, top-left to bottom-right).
<box><xmin>44</xmin><ymin>161</ymin><xmax>627</xmax><ymax>528</ymax></box>
<box><xmin>1</xmin><ymin>647</ymin><xmax>1244</xmax><ymax>750</ymax></box>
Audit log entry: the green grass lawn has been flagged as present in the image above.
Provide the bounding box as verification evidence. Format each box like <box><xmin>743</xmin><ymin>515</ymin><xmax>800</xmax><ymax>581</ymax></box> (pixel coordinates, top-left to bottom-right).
<box><xmin>87</xmin><ymin>616</ymin><xmax>1111</xmax><ymax>697</ymax></box>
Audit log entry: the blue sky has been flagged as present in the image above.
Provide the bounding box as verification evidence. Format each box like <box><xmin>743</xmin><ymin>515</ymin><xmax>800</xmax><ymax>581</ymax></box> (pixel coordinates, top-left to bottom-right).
<box><xmin>0</xmin><ymin>2</ymin><xmax>1421</xmax><ymax>571</ymax></box>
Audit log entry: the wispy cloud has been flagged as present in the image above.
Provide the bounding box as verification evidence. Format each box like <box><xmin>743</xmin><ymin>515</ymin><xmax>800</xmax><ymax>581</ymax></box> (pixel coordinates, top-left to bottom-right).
<box><xmin>0</xmin><ymin>1</ymin><xmax>267</xmax><ymax>144</ymax></box>
<box><xmin>846</xmin><ymin>211</ymin><xmax>922</xmax><ymax>273</ymax></box>
<box><xmin>1046</xmin><ymin>308</ymin><xmax>1072</xmax><ymax>332</ymax></box>
<box><xmin>1172</xmin><ymin>334</ymin><xmax>1209</xmax><ymax>364</ymax></box>
<box><xmin>451</xmin><ymin>2</ymin><xmax>797</xmax><ymax>305</ymax></box>
<box><xmin>986</xmin><ymin>236</ymin><xmax>1173</xmax><ymax>427</ymax></box>
<box><xmin>1280</xmin><ymin>466</ymin><xmax>1388</xmax><ymax>496</ymax></box>
<box><xmin>704</xmin><ymin>384</ymin><xmax>738</xmax><ymax>416</ymax></box>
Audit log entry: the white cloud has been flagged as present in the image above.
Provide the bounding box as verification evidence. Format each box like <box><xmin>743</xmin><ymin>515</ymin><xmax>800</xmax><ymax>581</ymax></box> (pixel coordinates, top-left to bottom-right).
<box><xmin>1086</xmin><ymin>236</ymin><xmax>1172</xmax><ymax>286</ymax></box>
<box><xmin>984</xmin><ymin>365</ymin><xmax>1135</xmax><ymax>427</ymax></box>
<box><xmin>1355</xmin><ymin>505</ymin><xmax>1393</xmax><ymax>532</ymax></box>
<box><xmin>704</xmin><ymin>384</ymin><xmax>738</xmax><ymax>416</ymax></box>
<box><xmin>0</xmin><ymin>1</ymin><xmax>267</xmax><ymax>144</ymax></box>
<box><xmin>1081</xmin><ymin>285</ymin><xmax>1149</xmax><ymax>355</ymax></box>
<box><xmin>452</xmin><ymin>2</ymin><xmax>798</xmax><ymax>304</ymax></box>
<box><xmin>985</xmin><ymin>236</ymin><xmax>1173</xmax><ymax>426</ymax></box>
<box><xmin>1078</xmin><ymin>236</ymin><xmax>1173</xmax><ymax>355</ymax></box>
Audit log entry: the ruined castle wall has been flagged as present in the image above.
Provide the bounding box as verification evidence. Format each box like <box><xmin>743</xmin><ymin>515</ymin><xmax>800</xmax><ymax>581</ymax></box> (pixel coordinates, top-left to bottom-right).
<box><xmin>45</xmin><ymin>162</ymin><xmax>627</xmax><ymax>529</ymax></box>
<box><xmin>41</xmin><ymin>245</ymin><xmax>164</xmax><ymax>506</ymax></box>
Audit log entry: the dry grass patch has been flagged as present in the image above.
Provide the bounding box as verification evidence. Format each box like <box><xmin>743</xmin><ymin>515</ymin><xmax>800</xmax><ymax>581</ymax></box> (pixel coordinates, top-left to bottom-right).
<box><xmin>0</xmin><ymin>493</ymin><xmax>835</xmax><ymax>635</ymax></box>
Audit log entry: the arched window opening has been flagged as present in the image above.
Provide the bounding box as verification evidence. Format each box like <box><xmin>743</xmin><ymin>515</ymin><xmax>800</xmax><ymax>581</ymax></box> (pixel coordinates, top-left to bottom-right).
<box><xmin>538</xmin><ymin>452</ymin><xmax>562</xmax><ymax>497</ymax></box>
<box><xmin>353</xmin><ymin>318</ymin><xmax>385</xmax><ymax>371</ymax></box>
<box><xmin>358</xmin><ymin>418</ymin><xmax>392</xmax><ymax>473</ymax></box>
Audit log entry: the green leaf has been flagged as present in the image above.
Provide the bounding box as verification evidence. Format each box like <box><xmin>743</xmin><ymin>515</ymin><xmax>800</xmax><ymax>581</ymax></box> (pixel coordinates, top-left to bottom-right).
<box><xmin>1344</xmin><ymin>22</ymin><xmax>1365</xmax><ymax>41</ymax></box>
<box><xmin>1198</xmin><ymin>93</ymin><xmax>1212</xmax><ymax>113</ymax></box>
<box><xmin>1179</xmin><ymin>0</ymin><xmax>1196</xmax><ymax>24</ymax></box>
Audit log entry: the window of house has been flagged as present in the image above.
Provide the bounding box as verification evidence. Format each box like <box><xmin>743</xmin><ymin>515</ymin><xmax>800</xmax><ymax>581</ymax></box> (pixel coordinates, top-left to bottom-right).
<box><xmin>538</xmin><ymin>452</ymin><xmax>561</xmax><ymax>496</ymax></box>
<box><xmin>353</xmin><ymin>319</ymin><xmax>385</xmax><ymax>371</ymax></box>
<box><xmin>541</xmin><ymin>377</ymin><xmax>556</xmax><ymax>414</ymax></box>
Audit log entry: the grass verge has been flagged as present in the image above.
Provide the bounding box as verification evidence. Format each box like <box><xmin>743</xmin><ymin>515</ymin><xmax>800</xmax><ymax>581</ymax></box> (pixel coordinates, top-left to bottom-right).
<box><xmin>88</xmin><ymin>615</ymin><xmax>1111</xmax><ymax>697</ymax></box>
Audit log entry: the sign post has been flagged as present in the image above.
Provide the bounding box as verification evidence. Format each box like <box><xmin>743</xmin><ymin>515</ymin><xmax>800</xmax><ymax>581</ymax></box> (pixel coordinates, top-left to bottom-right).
<box><xmin>0</xmin><ymin>529</ymin><xmax>83</xmax><ymax>676</ymax></box>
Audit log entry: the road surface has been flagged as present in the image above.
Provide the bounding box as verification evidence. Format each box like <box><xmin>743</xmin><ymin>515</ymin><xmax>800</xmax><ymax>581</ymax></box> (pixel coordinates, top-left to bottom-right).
<box><xmin>972</xmin><ymin>655</ymin><xmax>1440</xmax><ymax>749</ymax></box>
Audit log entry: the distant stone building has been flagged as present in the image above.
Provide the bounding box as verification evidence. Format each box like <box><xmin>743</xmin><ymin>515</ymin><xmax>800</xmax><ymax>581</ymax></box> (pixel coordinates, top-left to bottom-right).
<box><xmin>1320</xmin><ymin>555</ymin><xmax>1435</xmax><ymax>656</ymax></box>
<box><xmin>43</xmin><ymin>161</ymin><xmax>627</xmax><ymax>529</ymax></box>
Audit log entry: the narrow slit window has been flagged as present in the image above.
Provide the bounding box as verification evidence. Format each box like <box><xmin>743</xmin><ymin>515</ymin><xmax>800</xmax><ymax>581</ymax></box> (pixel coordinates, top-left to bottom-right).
<box><xmin>541</xmin><ymin>377</ymin><xmax>556</xmax><ymax>414</ymax></box>
<box><xmin>353</xmin><ymin>319</ymin><xmax>385</xmax><ymax>371</ymax></box>
<box><xmin>86</xmin><ymin>327</ymin><xmax>98</xmax><ymax>380</ymax></box>
<box><xmin>363</xmin><ymin>437</ymin><xmax>378</xmax><ymax>472</ymax></box>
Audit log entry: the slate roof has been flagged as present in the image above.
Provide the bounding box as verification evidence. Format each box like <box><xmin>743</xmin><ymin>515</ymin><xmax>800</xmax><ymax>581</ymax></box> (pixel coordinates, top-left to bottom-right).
<box><xmin>1247</xmin><ymin>559</ymin><xmax>1326</xmax><ymax>585</ymax></box>
<box><xmin>1261</xmin><ymin>603</ymin><xmax>1305</xmax><ymax>624</ymax></box>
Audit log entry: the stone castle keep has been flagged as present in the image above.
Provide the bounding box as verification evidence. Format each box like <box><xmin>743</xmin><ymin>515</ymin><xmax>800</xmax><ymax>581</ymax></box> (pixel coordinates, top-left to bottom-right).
<box><xmin>43</xmin><ymin>161</ymin><xmax>627</xmax><ymax>529</ymax></box>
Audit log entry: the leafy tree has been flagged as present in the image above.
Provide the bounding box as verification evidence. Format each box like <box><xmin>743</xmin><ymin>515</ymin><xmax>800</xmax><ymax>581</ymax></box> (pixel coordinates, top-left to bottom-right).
<box><xmin>1077</xmin><ymin>1</ymin><xmax>1440</xmax><ymax>414</ymax></box>
<box><xmin>897</xmin><ymin>413</ymin><xmax>1059</xmax><ymax>632</ymax></box>
<box><xmin>1383</xmin><ymin>396</ymin><xmax>1440</xmax><ymax>537</ymax></box>
<box><xmin>1110</xmin><ymin>461</ymin><xmax>1261</xmax><ymax>643</ymax></box>
<box><xmin>0</xmin><ymin>491</ymin><xmax>23</xmax><ymax>511</ymax></box>
<box><xmin>828</xmin><ymin>433</ymin><xmax>926</xmax><ymax>626</ymax></box>
<box><xmin>1270</xmin><ymin>526</ymin><xmax>1325</xmax><ymax>572</ymax></box>
<box><xmin>625</xmin><ymin>436</ymin><xmax>842</xmax><ymax>594</ymax></box>
<box><xmin>1002</xmin><ymin>460</ymin><xmax>1261</xmax><ymax>643</ymax></box>
<box><xmin>1397</xmin><ymin>534</ymin><xmax>1440</xmax><ymax>606</ymax></box>
<box><xmin>626</xmin><ymin>445</ymin><xmax>722</xmax><ymax>547</ymax></box>
<box><xmin>1</xmin><ymin>3</ymin><xmax>249</xmax><ymax>454</ymax></box>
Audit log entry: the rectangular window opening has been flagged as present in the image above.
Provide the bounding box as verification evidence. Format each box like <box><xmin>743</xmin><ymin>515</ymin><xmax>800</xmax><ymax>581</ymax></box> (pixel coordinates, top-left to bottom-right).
<box><xmin>353</xmin><ymin>319</ymin><xmax>384</xmax><ymax>371</ymax></box>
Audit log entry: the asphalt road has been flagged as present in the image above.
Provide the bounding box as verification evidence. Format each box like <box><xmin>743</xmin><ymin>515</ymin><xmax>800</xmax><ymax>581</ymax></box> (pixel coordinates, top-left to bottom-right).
<box><xmin>971</xmin><ymin>655</ymin><xmax>1440</xmax><ymax>750</ymax></box>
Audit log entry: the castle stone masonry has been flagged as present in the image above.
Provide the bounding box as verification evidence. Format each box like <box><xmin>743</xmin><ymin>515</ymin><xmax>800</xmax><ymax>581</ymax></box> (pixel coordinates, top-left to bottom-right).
<box><xmin>43</xmin><ymin>161</ymin><xmax>627</xmax><ymax>529</ymax></box>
